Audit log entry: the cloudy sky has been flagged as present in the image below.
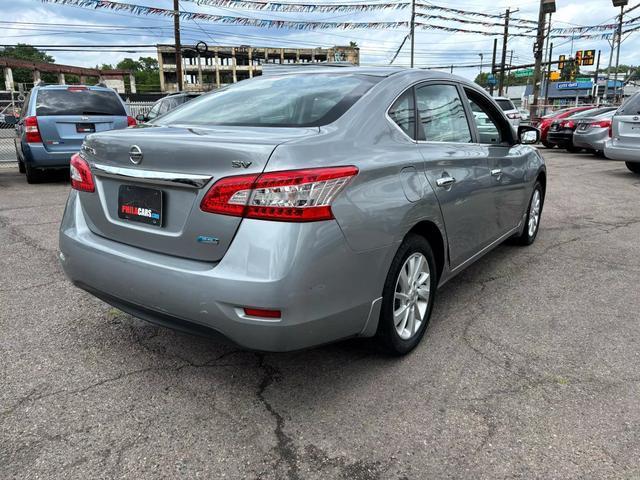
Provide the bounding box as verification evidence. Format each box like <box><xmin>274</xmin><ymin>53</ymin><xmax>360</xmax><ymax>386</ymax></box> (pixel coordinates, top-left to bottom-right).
<box><xmin>3</xmin><ymin>0</ymin><xmax>639</xmax><ymax>81</ymax></box>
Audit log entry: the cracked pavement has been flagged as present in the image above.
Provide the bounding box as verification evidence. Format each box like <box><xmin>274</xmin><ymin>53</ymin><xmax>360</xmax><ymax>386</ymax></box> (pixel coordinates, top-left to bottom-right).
<box><xmin>1</xmin><ymin>149</ymin><xmax>640</xmax><ymax>479</ymax></box>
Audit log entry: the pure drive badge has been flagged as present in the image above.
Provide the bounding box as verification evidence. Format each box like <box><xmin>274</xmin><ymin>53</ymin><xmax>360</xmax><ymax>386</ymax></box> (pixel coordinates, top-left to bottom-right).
<box><xmin>197</xmin><ymin>236</ymin><xmax>220</xmax><ymax>245</ymax></box>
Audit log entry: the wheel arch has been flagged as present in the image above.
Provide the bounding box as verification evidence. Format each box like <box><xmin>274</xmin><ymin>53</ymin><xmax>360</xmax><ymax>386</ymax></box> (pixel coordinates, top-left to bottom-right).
<box><xmin>406</xmin><ymin>220</ymin><xmax>446</xmax><ymax>282</ymax></box>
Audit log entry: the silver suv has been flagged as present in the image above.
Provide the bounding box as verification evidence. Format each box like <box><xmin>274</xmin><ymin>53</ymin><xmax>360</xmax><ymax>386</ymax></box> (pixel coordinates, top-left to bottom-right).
<box><xmin>604</xmin><ymin>91</ymin><xmax>640</xmax><ymax>174</ymax></box>
<box><xmin>59</xmin><ymin>68</ymin><xmax>545</xmax><ymax>355</ymax></box>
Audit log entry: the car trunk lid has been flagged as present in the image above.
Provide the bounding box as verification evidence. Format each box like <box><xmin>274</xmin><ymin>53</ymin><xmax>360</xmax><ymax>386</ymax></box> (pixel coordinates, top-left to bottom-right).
<box><xmin>38</xmin><ymin>115</ymin><xmax>128</xmax><ymax>152</ymax></box>
<box><xmin>79</xmin><ymin>124</ymin><xmax>318</xmax><ymax>262</ymax></box>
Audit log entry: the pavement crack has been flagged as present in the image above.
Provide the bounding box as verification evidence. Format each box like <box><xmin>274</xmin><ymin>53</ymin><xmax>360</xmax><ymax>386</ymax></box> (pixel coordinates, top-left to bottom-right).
<box><xmin>256</xmin><ymin>354</ymin><xmax>301</xmax><ymax>480</ymax></box>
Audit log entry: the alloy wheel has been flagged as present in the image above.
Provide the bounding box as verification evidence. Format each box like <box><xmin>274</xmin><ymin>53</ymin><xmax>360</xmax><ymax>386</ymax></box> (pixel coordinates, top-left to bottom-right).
<box><xmin>528</xmin><ymin>189</ymin><xmax>541</xmax><ymax>237</ymax></box>
<box><xmin>393</xmin><ymin>253</ymin><xmax>431</xmax><ymax>340</ymax></box>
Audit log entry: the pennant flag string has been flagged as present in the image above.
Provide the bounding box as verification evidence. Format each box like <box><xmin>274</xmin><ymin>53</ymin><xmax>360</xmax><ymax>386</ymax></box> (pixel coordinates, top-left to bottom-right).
<box><xmin>182</xmin><ymin>0</ymin><xmax>410</xmax><ymax>13</ymax></box>
<box><xmin>39</xmin><ymin>0</ymin><xmax>617</xmax><ymax>39</ymax></box>
<box><xmin>415</xmin><ymin>3</ymin><xmax>538</xmax><ymax>26</ymax></box>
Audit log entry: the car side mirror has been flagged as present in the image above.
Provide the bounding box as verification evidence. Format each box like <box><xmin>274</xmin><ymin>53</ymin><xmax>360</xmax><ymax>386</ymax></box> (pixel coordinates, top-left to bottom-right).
<box><xmin>136</xmin><ymin>114</ymin><xmax>146</xmax><ymax>122</ymax></box>
<box><xmin>517</xmin><ymin>125</ymin><xmax>540</xmax><ymax>145</ymax></box>
<box><xmin>3</xmin><ymin>115</ymin><xmax>18</xmax><ymax>125</ymax></box>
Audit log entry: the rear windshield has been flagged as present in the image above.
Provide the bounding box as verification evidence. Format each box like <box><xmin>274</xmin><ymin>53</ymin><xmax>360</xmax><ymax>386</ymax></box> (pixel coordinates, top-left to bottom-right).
<box><xmin>618</xmin><ymin>92</ymin><xmax>640</xmax><ymax>115</ymax></box>
<box><xmin>35</xmin><ymin>89</ymin><xmax>126</xmax><ymax>116</ymax></box>
<box><xmin>495</xmin><ymin>99</ymin><xmax>515</xmax><ymax>111</ymax></box>
<box><xmin>156</xmin><ymin>73</ymin><xmax>381</xmax><ymax>127</ymax></box>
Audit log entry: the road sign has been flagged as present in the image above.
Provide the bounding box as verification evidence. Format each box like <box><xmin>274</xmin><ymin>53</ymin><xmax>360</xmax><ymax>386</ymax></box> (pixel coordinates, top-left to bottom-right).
<box><xmin>576</xmin><ymin>77</ymin><xmax>592</xmax><ymax>82</ymax></box>
<box><xmin>549</xmin><ymin>71</ymin><xmax>561</xmax><ymax>81</ymax></box>
<box><xmin>487</xmin><ymin>74</ymin><xmax>497</xmax><ymax>86</ymax></box>
<box><xmin>514</xmin><ymin>68</ymin><xmax>534</xmax><ymax>78</ymax></box>
<box><xmin>557</xmin><ymin>81</ymin><xmax>593</xmax><ymax>89</ymax></box>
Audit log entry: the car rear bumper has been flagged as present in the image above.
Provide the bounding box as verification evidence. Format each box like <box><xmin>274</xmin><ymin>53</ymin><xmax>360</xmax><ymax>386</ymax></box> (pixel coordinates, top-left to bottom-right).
<box><xmin>59</xmin><ymin>191</ymin><xmax>390</xmax><ymax>351</ymax></box>
<box><xmin>22</xmin><ymin>142</ymin><xmax>77</xmax><ymax>168</ymax></box>
<box><xmin>546</xmin><ymin>131</ymin><xmax>573</xmax><ymax>147</ymax></box>
<box><xmin>604</xmin><ymin>140</ymin><xmax>640</xmax><ymax>162</ymax></box>
<box><xmin>573</xmin><ymin>129</ymin><xmax>608</xmax><ymax>150</ymax></box>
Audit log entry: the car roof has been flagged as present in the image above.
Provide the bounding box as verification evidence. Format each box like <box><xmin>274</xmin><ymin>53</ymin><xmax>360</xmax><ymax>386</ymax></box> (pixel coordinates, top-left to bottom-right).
<box><xmin>34</xmin><ymin>84</ymin><xmax>115</xmax><ymax>91</ymax></box>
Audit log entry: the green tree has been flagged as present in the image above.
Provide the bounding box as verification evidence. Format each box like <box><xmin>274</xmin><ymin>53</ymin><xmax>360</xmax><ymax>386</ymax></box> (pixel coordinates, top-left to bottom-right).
<box><xmin>116</xmin><ymin>57</ymin><xmax>160</xmax><ymax>93</ymax></box>
<box><xmin>0</xmin><ymin>43</ymin><xmax>56</xmax><ymax>86</ymax></box>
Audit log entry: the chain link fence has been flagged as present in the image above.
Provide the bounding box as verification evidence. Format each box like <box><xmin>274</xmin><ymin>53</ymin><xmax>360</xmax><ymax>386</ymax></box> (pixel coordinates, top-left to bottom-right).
<box><xmin>0</xmin><ymin>92</ymin><xmax>24</xmax><ymax>164</ymax></box>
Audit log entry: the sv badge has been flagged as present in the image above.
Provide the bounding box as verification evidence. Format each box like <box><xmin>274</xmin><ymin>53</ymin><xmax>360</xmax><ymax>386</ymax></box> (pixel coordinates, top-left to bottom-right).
<box><xmin>232</xmin><ymin>160</ymin><xmax>252</xmax><ymax>169</ymax></box>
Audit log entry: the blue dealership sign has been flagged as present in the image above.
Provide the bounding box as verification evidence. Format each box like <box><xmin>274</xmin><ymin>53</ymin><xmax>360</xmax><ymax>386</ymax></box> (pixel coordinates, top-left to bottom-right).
<box><xmin>557</xmin><ymin>81</ymin><xmax>593</xmax><ymax>90</ymax></box>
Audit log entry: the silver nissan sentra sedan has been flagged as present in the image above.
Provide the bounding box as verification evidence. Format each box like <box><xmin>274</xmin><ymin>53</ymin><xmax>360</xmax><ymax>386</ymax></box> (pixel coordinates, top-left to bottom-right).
<box><xmin>59</xmin><ymin>67</ymin><xmax>545</xmax><ymax>355</ymax></box>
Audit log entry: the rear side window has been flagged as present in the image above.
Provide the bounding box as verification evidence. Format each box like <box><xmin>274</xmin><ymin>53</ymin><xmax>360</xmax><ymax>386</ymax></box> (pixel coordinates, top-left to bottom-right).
<box><xmin>618</xmin><ymin>93</ymin><xmax>640</xmax><ymax>115</ymax></box>
<box><xmin>495</xmin><ymin>99</ymin><xmax>516</xmax><ymax>111</ymax></box>
<box><xmin>35</xmin><ymin>89</ymin><xmax>126</xmax><ymax>116</ymax></box>
<box><xmin>415</xmin><ymin>84</ymin><xmax>471</xmax><ymax>143</ymax></box>
<box><xmin>388</xmin><ymin>90</ymin><xmax>416</xmax><ymax>139</ymax></box>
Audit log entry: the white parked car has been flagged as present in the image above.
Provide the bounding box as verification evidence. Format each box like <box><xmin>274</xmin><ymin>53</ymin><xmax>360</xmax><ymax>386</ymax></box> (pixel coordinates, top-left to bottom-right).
<box><xmin>494</xmin><ymin>97</ymin><xmax>521</xmax><ymax>128</ymax></box>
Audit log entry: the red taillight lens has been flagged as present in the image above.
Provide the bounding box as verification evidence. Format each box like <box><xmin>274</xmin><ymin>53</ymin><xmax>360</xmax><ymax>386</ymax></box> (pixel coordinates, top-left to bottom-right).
<box><xmin>200</xmin><ymin>166</ymin><xmax>358</xmax><ymax>222</ymax></box>
<box><xmin>590</xmin><ymin>120</ymin><xmax>611</xmax><ymax>129</ymax></box>
<box><xmin>24</xmin><ymin>116</ymin><xmax>42</xmax><ymax>143</ymax></box>
<box><xmin>70</xmin><ymin>153</ymin><xmax>95</xmax><ymax>192</ymax></box>
<box><xmin>243</xmin><ymin>308</ymin><xmax>281</xmax><ymax>319</ymax></box>
<box><xmin>67</xmin><ymin>86</ymin><xmax>88</xmax><ymax>92</ymax></box>
<box><xmin>127</xmin><ymin>115</ymin><xmax>137</xmax><ymax>127</ymax></box>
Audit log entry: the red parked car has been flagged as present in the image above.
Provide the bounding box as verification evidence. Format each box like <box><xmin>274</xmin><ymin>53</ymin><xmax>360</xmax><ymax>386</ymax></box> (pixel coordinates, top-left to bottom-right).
<box><xmin>534</xmin><ymin>106</ymin><xmax>594</xmax><ymax>148</ymax></box>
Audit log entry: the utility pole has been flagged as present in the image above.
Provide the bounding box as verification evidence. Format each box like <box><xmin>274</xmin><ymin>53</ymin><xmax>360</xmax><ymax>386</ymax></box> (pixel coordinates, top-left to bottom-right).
<box><xmin>530</xmin><ymin>0</ymin><xmax>554</xmax><ymax>119</ymax></box>
<box><xmin>410</xmin><ymin>0</ymin><xmax>416</xmax><ymax>68</ymax></box>
<box><xmin>479</xmin><ymin>53</ymin><xmax>484</xmax><ymax>75</ymax></box>
<box><xmin>593</xmin><ymin>49</ymin><xmax>601</xmax><ymax>104</ymax></box>
<box><xmin>490</xmin><ymin>38</ymin><xmax>498</xmax><ymax>96</ymax></box>
<box><xmin>603</xmin><ymin>36</ymin><xmax>615</xmax><ymax>102</ymax></box>
<box><xmin>544</xmin><ymin>42</ymin><xmax>553</xmax><ymax>107</ymax></box>
<box><xmin>614</xmin><ymin>4</ymin><xmax>625</xmax><ymax>102</ymax></box>
<box><xmin>173</xmin><ymin>0</ymin><xmax>183</xmax><ymax>91</ymax></box>
<box><xmin>505</xmin><ymin>50</ymin><xmax>514</xmax><ymax>94</ymax></box>
<box><xmin>498</xmin><ymin>8</ymin><xmax>511</xmax><ymax>96</ymax></box>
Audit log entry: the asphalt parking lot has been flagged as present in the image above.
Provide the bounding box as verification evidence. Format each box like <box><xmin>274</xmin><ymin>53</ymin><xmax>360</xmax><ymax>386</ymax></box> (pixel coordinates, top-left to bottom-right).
<box><xmin>1</xmin><ymin>149</ymin><xmax>639</xmax><ymax>479</ymax></box>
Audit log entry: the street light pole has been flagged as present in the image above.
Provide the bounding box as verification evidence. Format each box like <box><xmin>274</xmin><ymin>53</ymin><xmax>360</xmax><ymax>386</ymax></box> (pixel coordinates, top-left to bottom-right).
<box><xmin>479</xmin><ymin>53</ymin><xmax>484</xmax><ymax>75</ymax></box>
<box><xmin>173</xmin><ymin>0</ymin><xmax>183</xmax><ymax>92</ymax></box>
<box><xmin>410</xmin><ymin>0</ymin><xmax>416</xmax><ymax>68</ymax></box>
<box><xmin>614</xmin><ymin>4</ymin><xmax>625</xmax><ymax>101</ymax></box>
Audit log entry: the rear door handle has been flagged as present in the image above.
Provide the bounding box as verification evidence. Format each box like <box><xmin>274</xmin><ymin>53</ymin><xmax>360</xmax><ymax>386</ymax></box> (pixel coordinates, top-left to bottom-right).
<box><xmin>436</xmin><ymin>176</ymin><xmax>456</xmax><ymax>188</ymax></box>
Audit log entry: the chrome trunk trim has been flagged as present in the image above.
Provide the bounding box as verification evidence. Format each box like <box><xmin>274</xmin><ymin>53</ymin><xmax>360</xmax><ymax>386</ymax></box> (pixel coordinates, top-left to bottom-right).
<box><xmin>92</xmin><ymin>163</ymin><xmax>212</xmax><ymax>189</ymax></box>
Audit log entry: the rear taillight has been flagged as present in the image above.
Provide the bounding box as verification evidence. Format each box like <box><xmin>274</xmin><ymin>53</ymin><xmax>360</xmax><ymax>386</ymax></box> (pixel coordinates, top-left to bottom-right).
<box><xmin>561</xmin><ymin>120</ymin><xmax>575</xmax><ymax>129</ymax></box>
<box><xmin>70</xmin><ymin>153</ymin><xmax>95</xmax><ymax>192</ymax></box>
<box><xmin>507</xmin><ymin>112</ymin><xmax>520</xmax><ymax>120</ymax></box>
<box><xmin>24</xmin><ymin>116</ymin><xmax>42</xmax><ymax>143</ymax></box>
<box><xmin>127</xmin><ymin>116</ymin><xmax>137</xmax><ymax>127</ymax></box>
<box><xmin>67</xmin><ymin>86</ymin><xmax>88</xmax><ymax>92</ymax></box>
<box><xmin>590</xmin><ymin>120</ymin><xmax>611</xmax><ymax>129</ymax></box>
<box><xmin>200</xmin><ymin>166</ymin><xmax>358</xmax><ymax>222</ymax></box>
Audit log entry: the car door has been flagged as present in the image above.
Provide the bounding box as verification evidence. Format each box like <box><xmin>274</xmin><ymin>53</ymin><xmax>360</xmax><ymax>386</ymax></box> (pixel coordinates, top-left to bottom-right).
<box><xmin>463</xmin><ymin>87</ymin><xmax>529</xmax><ymax>236</ymax></box>
<box><xmin>415</xmin><ymin>82</ymin><xmax>496</xmax><ymax>269</ymax></box>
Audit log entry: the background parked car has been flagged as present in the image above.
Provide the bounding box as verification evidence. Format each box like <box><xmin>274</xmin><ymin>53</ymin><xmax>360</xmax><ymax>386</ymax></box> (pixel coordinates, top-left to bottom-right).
<box><xmin>493</xmin><ymin>96</ymin><xmax>521</xmax><ymax>128</ymax></box>
<box><xmin>8</xmin><ymin>84</ymin><xmax>135</xmax><ymax>183</ymax></box>
<box><xmin>534</xmin><ymin>106</ymin><xmax>594</xmax><ymax>148</ymax></box>
<box><xmin>546</xmin><ymin>107</ymin><xmax>615</xmax><ymax>152</ymax></box>
<box><xmin>604</xmin><ymin>91</ymin><xmax>640</xmax><ymax>174</ymax></box>
<box><xmin>572</xmin><ymin>109</ymin><xmax>616</xmax><ymax>156</ymax></box>
<box><xmin>136</xmin><ymin>92</ymin><xmax>200</xmax><ymax>123</ymax></box>
<box><xmin>518</xmin><ymin>108</ymin><xmax>531</xmax><ymax>123</ymax></box>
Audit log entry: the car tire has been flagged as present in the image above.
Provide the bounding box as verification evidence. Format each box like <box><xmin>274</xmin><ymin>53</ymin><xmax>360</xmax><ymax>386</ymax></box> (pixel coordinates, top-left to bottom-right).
<box><xmin>626</xmin><ymin>162</ymin><xmax>640</xmax><ymax>174</ymax></box>
<box><xmin>25</xmin><ymin>164</ymin><xmax>44</xmax><ymax>184</ymax></box>
<box><xmin>18</xmin><ymin>159</ymin><xmax>26</xmax><ymax>174</ymax></box>
<box><xmin>542</xmin><ymin>140</ymin><xmax>554</xmax><ymax>149</ymax></box>
<box><xmin>566</xmin><ymin>145</ymin><xmax>582</xmax><ymax>153</ymax></box>
<box><xmin>377</xmin><ymin>234</ymin><xmax>438</xmax><ymax>355</ymax></box>
<box><xmin>512</xmin><ymin>182</ymin><xmax>544</xmax><ymax>246</ymax></box>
